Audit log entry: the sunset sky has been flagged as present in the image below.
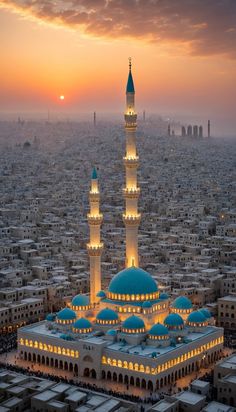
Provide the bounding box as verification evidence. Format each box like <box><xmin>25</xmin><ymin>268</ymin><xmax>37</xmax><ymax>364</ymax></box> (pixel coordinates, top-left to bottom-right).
<box><xmin>1</xmin><ymin>0</ymin><xmax>236</xmax><ymax>135</ymax></box>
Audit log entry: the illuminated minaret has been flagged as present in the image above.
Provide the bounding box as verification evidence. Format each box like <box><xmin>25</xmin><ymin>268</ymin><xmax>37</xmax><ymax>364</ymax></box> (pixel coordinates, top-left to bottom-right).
<box><xmin>87</xmin><ymin>168</ymin><xmax>103</xmax><ymax>304</ymax></box>
<box><xmin>123</xmin><ymin>58</ymin><xmax>141</xmax><ymax>267</ymax></box>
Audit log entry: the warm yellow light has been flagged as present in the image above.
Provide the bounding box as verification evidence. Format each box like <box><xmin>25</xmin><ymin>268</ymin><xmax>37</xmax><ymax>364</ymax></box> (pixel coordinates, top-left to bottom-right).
<box><xmin>60</xmin><ymin>95</ymin><xmax>65</xmax><ymax>100</ymax></box>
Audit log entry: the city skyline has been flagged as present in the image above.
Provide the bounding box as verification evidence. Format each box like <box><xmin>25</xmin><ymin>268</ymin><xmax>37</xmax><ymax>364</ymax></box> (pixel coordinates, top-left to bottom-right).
<box><xmin>1</xmin><ymin>0</ymin><xmax>236</xmax><ymax>136</ymax></box>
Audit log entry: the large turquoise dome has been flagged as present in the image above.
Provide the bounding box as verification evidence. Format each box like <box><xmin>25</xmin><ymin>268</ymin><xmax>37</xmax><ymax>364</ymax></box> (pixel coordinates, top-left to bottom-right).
<box><xmin>96</xmin><ymin>308</ymin><xmax>119</xmax><ymax>323</ymax></box>
<box><xmin>172</xmin><ymin>296</ymin><xmax>192</xmax><ymax>310</ymax></box>
<box><xmin>122</xmin><ymin>315</ymin><xmax>145</xmax><ymax>333</ymax></box>
<box><xmin>73</xmin><ymin>318</ymin><xmax>92</xmax><ymax>330</ymax></box>
<box><xmin>187</xmin><ymin>311</ymin><xmax>206</xmax><ymax>324</ymax></box>
<box><xmin>164</xmin><ymin>313</ymin><xmax>184</xmax><ymax>328</ymax></box>
<box><xmin>108</xmin><ymin>267</ymin><xmax>158</xmax><ymax>301</ymax></box>
<box><xmin>149</xmin><ymin>323</ymin><xmax>169</xmax><ymax>337</ymax></box>
<box><xmin>71</xmin><ymin>294</ymin><xmax>89</xmax><ymax>308</ymax></box>
<box><xmin>199</xmin><ymin>308</ymin><xmax>212</xmax><ymax>319</ymax></box>
<box><xmin>57</xmin><ymin>308</ymin><xmax>76</xmax><ymax>321</ymax></box>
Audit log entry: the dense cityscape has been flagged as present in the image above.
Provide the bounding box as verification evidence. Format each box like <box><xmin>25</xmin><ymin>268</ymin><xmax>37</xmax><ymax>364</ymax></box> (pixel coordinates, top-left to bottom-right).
<box><xmin>1</xmin><ymin>0</ymin><xmax>236</xmax><ymax>410</ymax></box>
<box><xmin>0</xmin><ymin>69</ymin><xmax>236</xmax><ymax>410</ymax></box>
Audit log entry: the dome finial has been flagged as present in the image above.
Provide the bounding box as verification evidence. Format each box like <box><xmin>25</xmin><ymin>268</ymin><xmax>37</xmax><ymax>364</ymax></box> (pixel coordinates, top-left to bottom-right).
<box><xmin>129</xmin><ymin>57</ymin><xmax>132</xmax><ymax>71</ymax></box>
<box><xmin>131</xmin><ymin>257</ymin><xmax>135</xmax><ymax>266</ymax></box>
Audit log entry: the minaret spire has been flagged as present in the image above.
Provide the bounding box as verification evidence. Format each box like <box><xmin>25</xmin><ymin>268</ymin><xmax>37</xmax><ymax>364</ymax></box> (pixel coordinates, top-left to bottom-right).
<box><xmin>123</xmin><ymin>59</ymin><xmax>141</xmax><ymax>267</ymax></box>
<box><xmin>87</xmin><ymin>168</ymin><xmax>103</xmax><ymax>304</ymax></box>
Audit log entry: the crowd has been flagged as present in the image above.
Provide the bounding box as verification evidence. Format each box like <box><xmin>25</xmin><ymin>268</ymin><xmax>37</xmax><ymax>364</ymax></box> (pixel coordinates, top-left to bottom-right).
<box><xmin>0</xmin><ymin>332</ymin><xmax>17</xmax><ymax>355</ymax></box>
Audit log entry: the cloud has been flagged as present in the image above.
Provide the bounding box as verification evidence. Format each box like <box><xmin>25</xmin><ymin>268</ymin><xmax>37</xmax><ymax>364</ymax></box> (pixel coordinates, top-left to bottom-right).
<box><xmin>1</xmin><ymin>0</ymin><xmax>236</xmax><ymax>58</ymax></box>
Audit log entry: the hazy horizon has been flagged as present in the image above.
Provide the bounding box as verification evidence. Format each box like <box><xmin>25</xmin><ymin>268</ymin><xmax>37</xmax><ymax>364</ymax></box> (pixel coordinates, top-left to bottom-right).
<box><xmin>1</xmin><ymin>1</ymin><xmax>236</xmax><ymax>136</ymax></box>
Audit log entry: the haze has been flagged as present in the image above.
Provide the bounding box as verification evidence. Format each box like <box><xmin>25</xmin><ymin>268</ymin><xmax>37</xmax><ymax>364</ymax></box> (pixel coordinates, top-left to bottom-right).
<box><xmin>1</xmin><ymin>0</ymin><xmax>236</xmax><ymax>136</ymax></box>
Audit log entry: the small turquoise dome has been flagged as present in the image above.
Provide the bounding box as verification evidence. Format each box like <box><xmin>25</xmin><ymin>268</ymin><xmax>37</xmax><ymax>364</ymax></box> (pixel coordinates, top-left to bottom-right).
<box><xmin>160</xmin><ymin>293</ymin><xmax>169</xmax><ymax>300</ymax></box>
<box><xmin>106</xmin><ymin>329</ymin><xmax>117</xmax><ymax>336</ymax></box>
<box><xmin>96</xmin><ymin>308</ymin><xmax>118</xmax><ymax>321</ymax></box>
<box><xmin>199</xmin><ymin>308</ymin><xmax>212</xmax><ymax>319</ymax></box>
<box><xmin>164</xmin><ymin>313</ymin><xmax>184</xmax><ymax>327</ymax></box>
<box><xmin>122</xmin><ymin>315</ymin><xmax>145</xmax><ymax>330</ymax></box>
<box><xmin>108</xmin><ymin>267</ymin><xmax>158</xmax><ymax>297</ymax></box>
<box><xmin>57</xmin><ymin>308</ymin><xmax>76</xmax><ymax>321</ymax></box>
<box><xmin>187</xmin><ymin>311</ymin><xmax>206</xmax><ymax>324</ymax></box>
<box><xmin>46</xmin><ymin>313</ymin><xmax>56</xmax><ymax>321</ymax></box>
<box><xmin>142</xmin><ymin>301</ymin><xmax>152</xmax><ymax>308</ymax></box>
<box><xmin>60</xmin><ymin>334</ymin><xmax>74</xmax><ymax>341</ymax></box>
<box><xmin>172</xmin><ymin>296</ymin><xmax>192</xmax><ymax>310</ymax></box>
<box><xmin>149</xmin><ymin>323</ymin><xmax>169</xmax><ymax>336</ymax></box>
<box><xmin>72</xmin><ymin>294</ymin><xmax>89</xmax><ymax>307</ymax></box>
<box><xmin>73</xmin><ymin>318</ymin><xmax>92</xmax><ymax>330</ymax></box>
<box><xmin>96</xmin><ymin>290</ymin><xmax>106</xmax><ymax>298</ymax></box>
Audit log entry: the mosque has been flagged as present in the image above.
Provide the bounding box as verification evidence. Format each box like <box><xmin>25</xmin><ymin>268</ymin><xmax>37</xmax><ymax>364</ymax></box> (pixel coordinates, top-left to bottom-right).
<box><xmin>17</xmin><ymin>61</ymin><xmax>224</xmax><ymax>391</ymax></box>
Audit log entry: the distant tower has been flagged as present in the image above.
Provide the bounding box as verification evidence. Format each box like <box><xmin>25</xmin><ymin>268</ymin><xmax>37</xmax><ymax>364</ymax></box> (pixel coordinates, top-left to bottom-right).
<box><xmin>193</xmin><ymin>125</ymin><xmax>198</xmax><ymax>137</ymax></box>
<box><xmin>87</xmin><ymin>168</ymin><xmax>103</xmax><ymax>304</ymax></box>
<box><xmin>208</xmin><ymin>120</ymin><xmax>211</xmax><ymax>137</ymax></box>
<box><xmin>143</xmin><ymin>110</ymin><xmax>146</xmax><ymax>122</ymax></box>
<box><xmin>123</xmin><ymin>58</ymin><xmax>141</xmax><ymax>267</ymax></box>
<box><xmin>199</xmin><ymin>125</ymin><xmax>203</xmax><ymax>138</ymax></box>
<box><xmin>167</xmin><ymin>124</ymin><xmax>171</xmax><ymax>137</ymax></box>
<box><xmin>93</xmin><ymin>112</ymin><xmax>96</xmax><ymax>127</ymax></box>
<box><xmin>181</xmin><ymin>126</ymin><xmax>186</xmax><ymax>137</ymax></box>
<box><xmin>187</xmin><ymin>125</ymin><xmax>192</xmax><ymax>137</ymax></box>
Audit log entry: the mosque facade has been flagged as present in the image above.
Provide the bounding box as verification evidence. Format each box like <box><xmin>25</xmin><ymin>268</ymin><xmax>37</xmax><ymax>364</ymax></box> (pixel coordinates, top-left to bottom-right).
<box><xmin>17</xmin><ymin>62</ymin><xmax>224</xmax><ymax>391</ymax></box>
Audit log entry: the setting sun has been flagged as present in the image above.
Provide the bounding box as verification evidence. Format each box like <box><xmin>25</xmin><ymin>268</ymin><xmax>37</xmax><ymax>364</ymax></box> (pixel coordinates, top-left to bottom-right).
<box><xmin>60</xmin><ymin>95</ymin><xmax>65</xmax><ymax>101</ymax></box>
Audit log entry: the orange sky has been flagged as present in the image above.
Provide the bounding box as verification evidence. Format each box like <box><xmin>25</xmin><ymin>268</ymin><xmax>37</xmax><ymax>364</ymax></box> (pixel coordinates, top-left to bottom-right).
<box><xmin>1</xmin><ymin>1</ymin><xmax>236</xmax><ymax>135</ymax></box>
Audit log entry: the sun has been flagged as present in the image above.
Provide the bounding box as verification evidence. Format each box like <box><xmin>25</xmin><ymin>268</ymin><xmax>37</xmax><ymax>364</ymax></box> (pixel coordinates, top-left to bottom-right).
<box><xmin>60</xmin><ymin>95</ymin><xmax>65</xmax><ymax>101</ymax></box>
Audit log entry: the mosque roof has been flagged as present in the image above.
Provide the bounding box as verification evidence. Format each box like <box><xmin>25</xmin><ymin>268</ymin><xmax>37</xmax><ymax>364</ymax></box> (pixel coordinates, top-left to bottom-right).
<box><xmin>60</xmin><ymin>334</ymin><xmax>74</xmax><ymax>340</ymax></box>
<box><xmin>108</xmin><ymin>266</ymin><xmax>158</xmax><ymax>296</ymax></box>
<box><xmin>159</xmin><ymin>293</ymin><xmax>169</xmax><ymax>300</ymax></box>
<box><xmin>96</xmin><ymin>290</ymin><xmax>106</xmax><ymax>298</ymax></box>
<box><xmin>73</xmin><ymin>318</ymin><xmax>92</xmax><ymax>330</ymax></box>
<box><xmin>71</xmin><ymin>294</ymin><xmax>89</xmax><ymax>307</ymax></box>
<box><xmin>57</xmin><ymin>308</ymin><xmax>76</xmax><ymax>321</ymax></box>
<box><xmin>164</xmin><ymin>313</ymin><xmax>184</xmax><ymax>327</ymax></box>
<box><xmin>172</xmin><ymin>296</ymin><xmax>192</xmax><ymax>310</ymax></box>
<box><xmin>142</xmin><ymin>301</ymin><xmax>152</xmax><ymax>308</ymax></box>
<box><xmin>149</xmin><ymin>323</ymin><xmax>169</xmax><ymax>336</ymax></box>
<box><xmin>106</xmin><ymin>329</ymin><xmax>117</xmax><ymax>336</ymax></box>
<box><xmin>187</xmin><ymin>311</ymin><xmax>206</xmax><ymax>324</ymax></box>
<box><xmin>122</xmin><ymin>315</ymin><xmax>145</xmax><ymax>330</ymax></box>
<box><xmin>46</xmin><ymin>313</ymin><xmax>56</xmax><ymax>321</ymax></box>
<box><xmin>126</xmin><ymin>69</ymin><xmax>135</xmax><ymax>93</ymax></box>
<box><xmin>96</xmin><ymin>308</ymin><xmax>118</xmax><ymax>321</ymax></box>
<box><xmin>92</xmin><ymin>167</ymin><xmax>97</xmax><ymax>179</ymax></box>
<box><xmin>199</xmin><ymin>308</ymin><xmax>212</xmax><ymax>319</ymax></box>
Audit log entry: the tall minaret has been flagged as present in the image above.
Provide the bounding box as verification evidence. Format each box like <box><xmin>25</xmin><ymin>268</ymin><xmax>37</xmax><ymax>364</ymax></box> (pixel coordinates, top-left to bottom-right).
<box><xmin>87</xmin><ymin>168</ymin><xmax>103</xmax><ymax>304</ymax></box>
<box><xmin>123</xmin><ymin>58</ymin><xmax>141</xmax><ymax>267</ymax></box>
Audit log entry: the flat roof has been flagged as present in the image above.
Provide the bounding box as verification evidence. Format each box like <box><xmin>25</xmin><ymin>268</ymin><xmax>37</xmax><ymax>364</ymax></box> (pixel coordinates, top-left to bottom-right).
<box><xmin>94</xmin><ymin>399</ymin><xmax>120</xmax><ymax>412</ymax></box>
<box><xmin>151</xmin><ymin>400</ymin><xmax>177</xmax><ymax>411</ymax></box>
<box><xmin>191</xmin><ymin>379</ymin><xmax>209</xmax><ymax>388</ymax></box>
<box><xmin>203</xmin><ymin>401</ymin><xmax>234</xmax><ymax>412</ymax></box>
<box><xmin>223</xmin><ymin>375</ymin><xmax>236</xmax><ymax>384</ymax></box>
<box><xmin>32</xmin><ymin>389</ymin><xmax>57</xmax><ymax>402</ymax></box>
<box><xmin>175</xmin><ymin>391</ymin><xmax>205</xmax><ymax>405</ymax></box>
<box><xmin>65</xmin><ymin>391</ymin><xmax>87</xmax><ymax>402</ymax></box>
<box><xmin>51</xmin><ymin>383</ymin><xmax>71</xmax><ymax>393</ymax></box>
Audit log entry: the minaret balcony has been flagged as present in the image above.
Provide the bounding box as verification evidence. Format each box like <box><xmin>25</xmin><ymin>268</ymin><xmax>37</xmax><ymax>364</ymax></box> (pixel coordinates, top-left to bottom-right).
<box><xmin>89</xmin><ymin>191</ymin><xmax>100</xmax><ymax>202</ymax></box>
<box><xmin>124</xmin><ymin>113</ymin><xmax>137</xmax><ymax>124</ymax></box>
<box><xmin>123</xmin><ymin>156</ymin><xmax>139</xmax><ymax>168</ymax></box>
<box><xmin>87</xmin><ymin>213</ymin><xmax>103</xmax><ymax>225</ymax></box>
<box><xmin>87</xmin><ymin>243</ymin><xmax>104</xmax><ymax>256</ymax></box>
<box><xmin>123</xmin><ymin>213</ymin><xmax>141</xmax><ymax>225</ymax></box>
<box><xmin>123</xmin><ymin>187</ymin><xmax>140</xmax><ymax>199</ymax></box>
